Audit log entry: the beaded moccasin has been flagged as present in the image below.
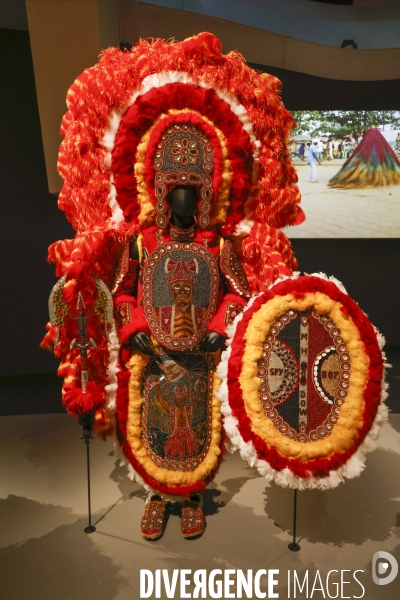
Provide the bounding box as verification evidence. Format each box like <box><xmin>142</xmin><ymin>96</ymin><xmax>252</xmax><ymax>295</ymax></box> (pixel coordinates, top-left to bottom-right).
<box><xmin>181</xmin><ymin>494</ymin><xmax>205</xmax><ymax>539</ymax></box>
<box><xmin>141</xmin><ymin>496</ymin><xmax>165</xmax><ymax>540</ymax></box>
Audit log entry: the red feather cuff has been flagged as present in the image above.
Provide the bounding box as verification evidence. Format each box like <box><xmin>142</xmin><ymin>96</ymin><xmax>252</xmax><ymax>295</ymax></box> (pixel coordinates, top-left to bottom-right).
<box><xmin>118</xmin><ymin>306</ymin><xmax>151</xmax><ymax>343</ymax></box>
<box><xmin>63</xmin><ymin>381</ymin><xmax>105</xmax><ymax>416</ymax></box>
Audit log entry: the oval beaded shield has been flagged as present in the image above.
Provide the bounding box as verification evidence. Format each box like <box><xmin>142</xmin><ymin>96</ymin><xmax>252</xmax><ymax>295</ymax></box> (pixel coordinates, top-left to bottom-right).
<box><xmin>221</xmin><ymin>275</ymin><xmax>387</xmax><ymax>489</ymax></box>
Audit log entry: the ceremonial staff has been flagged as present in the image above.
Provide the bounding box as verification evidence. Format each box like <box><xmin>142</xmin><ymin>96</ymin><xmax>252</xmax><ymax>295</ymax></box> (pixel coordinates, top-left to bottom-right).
<box><xmin>71</xmin><ymin>291</ymin><xmax>98</xmax><ymax>532</ymax></box>
<box><xmin>48</xmin><ymin>273</ymin><xmax>113</xmax><ymax>533</ymax></box>
<box><xmin>70</xmin><ymin>291</ymin><xmax>97</xmax><ymax>394</ymax></box>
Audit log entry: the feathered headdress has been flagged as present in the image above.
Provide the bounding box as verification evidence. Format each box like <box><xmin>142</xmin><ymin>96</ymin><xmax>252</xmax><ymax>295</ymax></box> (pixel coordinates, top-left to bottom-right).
<box><xmin>50</xmin><ymin>32</ymin><xmax>303</xmax><ymax>289</ymax></box>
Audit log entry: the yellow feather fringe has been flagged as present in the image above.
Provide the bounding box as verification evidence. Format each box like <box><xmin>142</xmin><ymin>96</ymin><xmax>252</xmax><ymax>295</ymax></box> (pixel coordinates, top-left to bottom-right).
<box><xmin>135</xmin><ymin>116</ymin><xmax>168</xmax><ymax>226</ymax></box>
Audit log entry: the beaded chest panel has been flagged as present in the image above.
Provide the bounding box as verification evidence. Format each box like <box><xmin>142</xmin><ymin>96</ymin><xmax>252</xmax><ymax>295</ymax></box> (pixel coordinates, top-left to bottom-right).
<box><xmin>142</xmin><ymin>241</ymin><xmax>219</xmax><ymax>351</ymax></box>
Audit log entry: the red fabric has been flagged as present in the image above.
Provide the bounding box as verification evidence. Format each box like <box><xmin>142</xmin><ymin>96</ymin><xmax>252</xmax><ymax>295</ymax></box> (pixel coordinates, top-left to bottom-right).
<box><xmin>118</xmin><ymin>306</ymin><xmax>151</xmax><ymax>343</ymax></box>
<box><xmin>346</xmin><ymin>127</ymin><xmax>400</xmax><ymax>167</ymax></box>
<box><xmin>207</xmin><ymin>292</ymin><xmax>247</xmax><ymax>336</ymax></box>
<box><xmin>329</xmin><ymin>127</ymin><xmax>400</xmax><ymax>189</ymax></box>
<box><xmin>113</xmin><ymin>275</ymin><xmax>151</xmax><ymax>343</ymax></box>
<box><xmin>113</xmin><ymin>258</ymin><xmax>139</xmax><ymax>297</ymax></box>
<box><xmin>227</xmin><ymin>276</ymin><xmax>384</xmax><ymax>479</ymax></box>
<box><xmin>306</xmin><ymin>314</ymin><xmax>337</xmax><ymax>431</ymax></box>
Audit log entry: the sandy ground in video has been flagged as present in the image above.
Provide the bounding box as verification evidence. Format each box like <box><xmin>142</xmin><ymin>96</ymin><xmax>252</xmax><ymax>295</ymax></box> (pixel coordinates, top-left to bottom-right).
<box><xmin>285</xmin><ymin>159</ymin><xmax>400</xmax><ymax>238</ymax></box>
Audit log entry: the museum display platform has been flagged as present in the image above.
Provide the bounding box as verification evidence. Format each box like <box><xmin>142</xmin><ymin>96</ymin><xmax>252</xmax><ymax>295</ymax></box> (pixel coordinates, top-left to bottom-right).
<box><xmin>0</xmin><ymin>409</ymin><xmax>399</xmax><ymax>600</ymax></box>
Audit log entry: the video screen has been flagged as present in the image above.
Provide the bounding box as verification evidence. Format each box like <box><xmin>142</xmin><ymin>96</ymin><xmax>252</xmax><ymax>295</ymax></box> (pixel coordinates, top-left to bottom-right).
<box><xmin>286</xmin><ymin>111</ymin><xmax>400</xmax><ymax>238</ymax></box>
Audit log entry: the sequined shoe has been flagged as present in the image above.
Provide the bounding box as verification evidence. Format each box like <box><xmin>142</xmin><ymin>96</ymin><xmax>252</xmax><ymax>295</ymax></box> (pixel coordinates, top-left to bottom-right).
<box><xmin>141</xmin><ymin>495</ymin><xmax>165</xmax><ymax>540</ymax></box>
<box><xmin>181</xmin><ymin>494</ymin><xmax>205</xmax><ymax>539</ymax></box>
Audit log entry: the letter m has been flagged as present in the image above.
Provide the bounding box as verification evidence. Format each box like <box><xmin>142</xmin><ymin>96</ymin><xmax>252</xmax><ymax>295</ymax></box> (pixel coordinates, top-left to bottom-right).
<box><xmin>293</xmin><ymin>571</ymin><xmax>308</xmax><ymax>598</ymax></box>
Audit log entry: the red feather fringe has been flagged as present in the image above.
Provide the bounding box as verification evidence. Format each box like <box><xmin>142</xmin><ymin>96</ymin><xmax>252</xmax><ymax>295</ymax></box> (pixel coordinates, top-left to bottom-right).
<box><xmin>112</xmin><ymin>84</ymin><xmax>254</xmax><ymax>235</ymax></box>
<box><xmin>57</xmin><ymin>33</ymin><xmax>303</xmax><ymax>236</ymax></box>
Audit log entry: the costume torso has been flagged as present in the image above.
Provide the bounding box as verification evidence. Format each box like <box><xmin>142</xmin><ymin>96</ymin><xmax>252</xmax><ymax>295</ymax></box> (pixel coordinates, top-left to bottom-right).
<box><xmin>112</xmin><ymin>223</ymin><xmax>250</xmax><ymax>495</ymax></box>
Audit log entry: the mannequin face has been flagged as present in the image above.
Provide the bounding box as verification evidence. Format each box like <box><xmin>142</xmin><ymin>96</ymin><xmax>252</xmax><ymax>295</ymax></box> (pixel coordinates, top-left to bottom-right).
<box><xmin>169</xmin><ymin>185</ymin><xmax>198</xmax><ymax>218</ymax></box>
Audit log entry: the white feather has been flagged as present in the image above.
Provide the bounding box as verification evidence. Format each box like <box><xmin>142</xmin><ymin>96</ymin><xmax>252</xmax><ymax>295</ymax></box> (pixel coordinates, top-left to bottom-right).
<box><xmin>234</xmin><ymin>219</ymin><xmax>254</xmax><ymax>236</ymax></box>
<box><xmin>105</xmin><ymin>320</ymin><xmax>120</xmax><ymax>414</ymax></box>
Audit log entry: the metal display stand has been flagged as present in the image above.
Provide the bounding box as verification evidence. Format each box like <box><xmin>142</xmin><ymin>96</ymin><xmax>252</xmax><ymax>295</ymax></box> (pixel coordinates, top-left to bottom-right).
<box><xmin>79</xmin><ymin>414</ymin><xmax>96</xmax><ymax>534</ymax></box>
<box><xmin>288</xmin><ymin>489</ymin><xmax>300</xmax><ymax>552</ymax></box>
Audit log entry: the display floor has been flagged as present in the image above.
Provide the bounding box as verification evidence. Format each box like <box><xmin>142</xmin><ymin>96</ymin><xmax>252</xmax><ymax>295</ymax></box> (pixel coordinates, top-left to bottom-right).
<box><xmin>0</xmin><ymin>412</ymin><xmax>399</xmax><ymax>600</ymax></box>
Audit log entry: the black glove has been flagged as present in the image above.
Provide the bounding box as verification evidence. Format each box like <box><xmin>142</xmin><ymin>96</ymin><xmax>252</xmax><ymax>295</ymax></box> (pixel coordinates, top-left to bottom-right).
<box><xmin>200</xmin><ymin>331</ymin><xmax>226</xmax><ymax>352</ymax></box>
<box><xmin>129</xmin><ymin>332</ymin><xmax>154</xmax><ymax>355</ymax></box>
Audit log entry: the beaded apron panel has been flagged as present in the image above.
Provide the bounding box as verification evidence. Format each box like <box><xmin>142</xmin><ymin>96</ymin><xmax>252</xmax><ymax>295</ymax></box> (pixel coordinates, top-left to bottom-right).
<box><xmin>142</xmin><ymin>349</ymin><xmax>215</xmax><ymax>471</ymax></box>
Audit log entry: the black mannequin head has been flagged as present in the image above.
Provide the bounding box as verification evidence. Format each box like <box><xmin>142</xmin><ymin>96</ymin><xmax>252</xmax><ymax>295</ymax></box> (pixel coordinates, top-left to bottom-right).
<box><xmin>169</xmin><ymin>185</ymin><xmax>198</xmax><ymax>218</ymax></box>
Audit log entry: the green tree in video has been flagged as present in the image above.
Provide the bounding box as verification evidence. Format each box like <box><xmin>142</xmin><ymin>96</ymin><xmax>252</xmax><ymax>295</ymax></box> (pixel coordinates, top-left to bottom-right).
<box><xmin>291</xmin><ymin>111</ymin><xmax>400</xmax><ymax>137</ymax></box>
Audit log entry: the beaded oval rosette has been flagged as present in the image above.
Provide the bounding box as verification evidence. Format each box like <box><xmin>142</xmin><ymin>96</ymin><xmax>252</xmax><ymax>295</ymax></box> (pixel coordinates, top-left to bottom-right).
<box><xmin>218</xmin><ymin>274</ymin><xmax>388</xmax><ymax>490</ymax></box>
